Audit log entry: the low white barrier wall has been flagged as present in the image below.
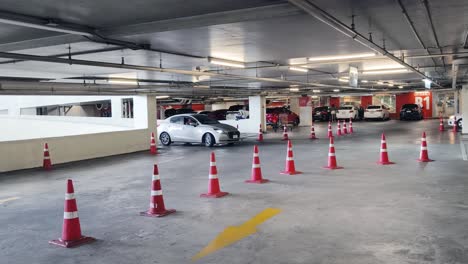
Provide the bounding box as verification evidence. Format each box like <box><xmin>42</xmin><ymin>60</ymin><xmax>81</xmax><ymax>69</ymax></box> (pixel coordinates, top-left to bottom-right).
<box><xmin>0</xmin><ymin>129</ymin><xmax>151</xmax><ymax>173</ymax></box>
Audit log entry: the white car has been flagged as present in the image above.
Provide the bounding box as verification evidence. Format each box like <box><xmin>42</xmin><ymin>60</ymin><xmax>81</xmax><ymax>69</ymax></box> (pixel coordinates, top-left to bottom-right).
<box><xmin>225</xmin><ymin>110</ymin><xmax>249</xmax><ymax>120</ymax></box>
<box><xmin>336</xmin><ymin>106</ymin><xmax>358</xmax><ymax>120</ymax></box>
<box><xmin>364</xmin><ymin>105</ymin><xmax>390</xmax><ymax>120</ymax></box>
<box><xmin>158</xmin><ymin>114</ymin><xmax>240</xmax><ymax>147</ymax></box>
<box><xmin>448</xmin><ymin>114</ymin><xmax>463</xmax><ymax>129</ymax></box>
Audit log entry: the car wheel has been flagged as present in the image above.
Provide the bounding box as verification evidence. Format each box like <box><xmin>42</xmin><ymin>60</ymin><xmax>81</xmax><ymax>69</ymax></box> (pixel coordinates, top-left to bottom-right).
<box><xmin>159</xmin><ymin>132</ymin><xmax>172</xmax><ymax>146</ymax></box>
<box><xmin>457</xmin><ymin>119</ymin><xmax>463</xmax><ymax>130</ymax></box>
<box><xmin>203</xmin><ymin>133</ymin><xmax>215</xmax><ymax>147</ymax></box>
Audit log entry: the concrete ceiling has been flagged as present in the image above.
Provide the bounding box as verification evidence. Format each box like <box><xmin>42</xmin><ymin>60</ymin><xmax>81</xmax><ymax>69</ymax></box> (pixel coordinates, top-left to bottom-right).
<box><xmin>0</xmin><ymin>0</ymin><xmax>467</xmax><ymax>97</ymax></box>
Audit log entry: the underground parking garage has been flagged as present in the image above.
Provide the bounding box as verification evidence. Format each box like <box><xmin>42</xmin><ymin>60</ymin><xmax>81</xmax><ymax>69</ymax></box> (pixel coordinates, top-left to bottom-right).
<box><xmin>1</xmin><ymin>0</ymin><xmax>468</xmax><ymax>263</ymax></box>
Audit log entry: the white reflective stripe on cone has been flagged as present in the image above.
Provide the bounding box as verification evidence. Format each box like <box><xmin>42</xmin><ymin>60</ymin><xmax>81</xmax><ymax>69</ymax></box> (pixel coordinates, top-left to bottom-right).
<box><xmin>151</xmin><ymin>190</ymin><xmax>163</xmax><ymax>196</ymax></box>
<box><xmin>421</xmin><ymin>147</ymin><xmax>428</xmax><ymax>150</ymax></box>
<box><xmin>65</xmin><ymin>193</ymin><xmax>75</xmax><ymax>200</ymax></box>
<box><xmin>150</xmin><ymin>202</ymin><xmax>158</xmax><ymax>208</ymax></box>
<box><xmin>381</xmin><ymin>140</ymin><xmax>386</xmax><ymax>143</ymax></box>
<box><xmin>380</xmin><ymin>149</ymin><xmax>387</xmax><ymax>152</ymax></box>
<box><xmin>209</xmin><ymin>174</ymin><xmax>218</xmax><ymax>179</ymax></box>
<box><xmin>63</xmin><ymin>211</ymin><xmax>79</xmax><ymax>219</ymax></box>
<box><xmin>150</xmin><ymin>143</ymin><xmax>156</xmax><ymax>146</ymax></box>
<box><xmin>210</xmin><ymin>162</ymin><xmax>216</xmax><ymax>166</ymax></box>
<box><xmin>421</xmin><ymin>138</ymin><xmax>427</xmax><ymax>141</ymax></box>
<box><xmin>329</xmin><ymin>144</ymin><xmax>334</xmax><ymax>147</ymax></box>
<box><xmin>286</xmin><ymin>157</ymin><xmax>294</xmax><ymax>161</ymax></box>
<box><xmin>44</xmin><ymin>149</ymin><xmax>48</xmax><ymax>152</ymax></box>
<box><xmin>43</xmin><ymin>157</ymin><xmax>50</xmax><ymax>160</ymax></box>
<box><xmin>253</xmin><ymin>153</ymin><xmax>259</xmax><ymax>157</ymax></box>
<box><xmin>328</xmin><ymin>153</ymin><xmax>336</xmax><ymax>156</ymax></box>
<box><xmin>152</xmin><ymin>174</ymin><xmax>160</xmax><ymax>181</ymax></box>
<box><xmin>252</xmin><ymin>164</ymin><xmax>261</xmax><ymax>168</ymax></box>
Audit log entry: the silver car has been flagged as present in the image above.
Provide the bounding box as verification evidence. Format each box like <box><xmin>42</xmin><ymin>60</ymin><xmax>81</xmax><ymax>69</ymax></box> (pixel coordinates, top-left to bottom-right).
<box><xmin>158</xmin><ymin>114</ymin><xmax>240</xmax><ymax>147</ymax></box>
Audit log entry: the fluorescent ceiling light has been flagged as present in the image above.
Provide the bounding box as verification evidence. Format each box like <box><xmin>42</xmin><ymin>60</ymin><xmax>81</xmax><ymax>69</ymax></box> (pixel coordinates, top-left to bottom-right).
<box><xmin>387</xmin><ymin>83</ymin><xmax>394</xmax><ymax>87</ymax></box>
<box><xmin>311</xmin><ymin>95</ymin><xmax>318</xmax><ymax>99</ymax></box>
<box><xmin>156</xmin><ymin>95</ymin><xmax>170</xmax><ymax>99</ymax></box>
<box><xmin>361</xmin><ymin>80</ymin><xmax>368</xmax><ymax>83</ymax></box>
<box><xmin>308</xmin><ymin>52</ymin><xmax>376</xmax><ymax>62</ymax></box>
<box><xmin>398</xmin><ymin>85</ymin><xmax>404</xmax><ymax>89</ymax></box>
<box><xmin>108</xmin><ymin>79</ymin><xmax>138</xmax><ymax>85</ymax></box>
<box><xmin>377</xmin><ymin>81</ymin><xmax>384</xmax><ymax>85</ymax></box>
<box><xmin>312</xmin><ymin>89</ymin><xmax>321</xmax><ymax>93</ymax></box>
<box><xmin>338</xmin><ymin>78</ymin><xmax>348</xmax><ymax>83</ymax></box>
<box><xmin>208</xmin><ymin>58</ymin><xmax>245</xmax><ymax>68</ymax></box>
<box><xmin>362</xmin><ymin>69</ymin><xmax>410</xmax><ymax>75</ymax></box>
<box><xmin>289</xmin><ymin>66</ymin><xmax>309</xmax><ymax>73</ymax></box>
<box><xmin>333</xmin><ymin>89</ymin><xmax>340</xmax><ymax>92</ymax></box>
<box><xmin>289</xmin><ymin>88</ymin><xmax>300</xmax><ymax>92</ymax></box>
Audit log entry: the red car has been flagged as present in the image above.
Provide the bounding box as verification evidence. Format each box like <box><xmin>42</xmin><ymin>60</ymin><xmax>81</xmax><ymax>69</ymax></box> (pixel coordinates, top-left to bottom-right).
<box><xmin>266</xmin><ymin>107</ymin><xmax>300</xmax><ymax>131</ymax></box>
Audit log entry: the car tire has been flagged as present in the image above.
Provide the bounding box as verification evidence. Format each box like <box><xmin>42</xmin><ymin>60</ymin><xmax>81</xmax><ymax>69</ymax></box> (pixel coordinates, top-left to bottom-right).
<box><xmin>457</xmin><ymin>118</ymin><xmax>463</xmax><ymax>130</ymax></box>
<box><xmin>203</xmin><ymin>133</ymin><xmax>215</xmax><ymax>147</ymax></box>
<box><xmin>159</xmin><ymin>132</ymin><xmax>172</xmax><ymax>146</ymax></box>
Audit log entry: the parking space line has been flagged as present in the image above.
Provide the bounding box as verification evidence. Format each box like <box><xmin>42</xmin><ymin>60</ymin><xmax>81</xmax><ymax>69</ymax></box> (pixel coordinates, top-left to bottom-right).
<box><xmin>192</xmin><ymin>208</ymin><xmax>281</xmax><ymax>261</ymax></box>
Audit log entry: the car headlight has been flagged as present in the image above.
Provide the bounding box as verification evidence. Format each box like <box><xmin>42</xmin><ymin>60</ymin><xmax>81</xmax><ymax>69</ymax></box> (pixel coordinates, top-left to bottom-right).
<box><xmin>213</xmin><ymin>128</ymin><xmax>225</xmax><ymax>134</ymax></box>
<box><xmin>449</xmin><ymin>115</ymin><xmax>455</xmax><ymax>120</ymax></box>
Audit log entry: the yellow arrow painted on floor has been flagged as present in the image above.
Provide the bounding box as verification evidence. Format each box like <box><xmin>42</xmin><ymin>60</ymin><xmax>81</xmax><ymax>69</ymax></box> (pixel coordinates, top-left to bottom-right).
<box><xmin>0</xmin><ymin>197</ymin><xmax>20</xmax><ymax>204</ymax></box>
<box><xmin>192</xmin><ymin>208</ymin><xmax>281</xmax><ymax>261</ymax></box>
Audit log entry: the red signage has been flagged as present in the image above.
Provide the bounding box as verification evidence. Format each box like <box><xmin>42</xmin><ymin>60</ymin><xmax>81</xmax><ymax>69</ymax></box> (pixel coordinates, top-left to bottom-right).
<box><xmin>299</xmin><ymin>96</ymin><xmax>310</xmax><ymax>107</ymax></box>
<box><xmin>414</xmin><ymin>91</ymin><xmax>432</xmax><ymax>118</ymax></box>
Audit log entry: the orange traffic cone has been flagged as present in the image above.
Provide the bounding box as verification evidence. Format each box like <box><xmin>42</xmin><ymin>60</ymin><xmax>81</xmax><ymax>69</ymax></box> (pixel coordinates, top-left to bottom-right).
<box><xmin>257</xmin><ymin>124</ymin><xmax>264</xmax><ymax>142</ymax></box>
<box><xmin>327</xmin><ymin>122</ymin><xmax>333</xmax><ymax>138</ymax></box>
<box><xmin>140</xmin><ymin>164</ymin><xmax>176</xmax><ymax>217</ymax></box>
<box><xmin>201</xmin><ymin>152</ymin><xmax>229</xmax><ymax>198</ymax></box>
<box><xmin>349</xmin><ymin>119</ymin><xmax>354</xmax><ymax>134</ymax></box>
<box><xmin>282</xmin><ymin>125</ymin><xmax>289</xmax><ymax>141</ymax></box>
<box><xmin>43</xmin><ymin>143</ymin><xmax>52</xmax><ymax>170</ymax></box>
<box><xmin>418</xmin><ymin>132</ymin><xmax>434</xmax><ymax>162</ymax></box>
<box><xmin>280</xmin><ymin>140</ymin><xmax>302</xmax><ymax>175</ymax></box>
<box><xmin>439</xmin><ymin>116</ymin><xmax>444</xmax><ymax>132</ymax></box>
<box><xmin>246</xmin><ymin>145</ymin><xmax>269</xmax><ymax>184</ymax></box>
<box><xmin>336</xmin><ymin>121</ymin><xmax>342</xmax><ymax>136</ymax></box>
<box><xmin>150</xmin><ymin>132</ymin><xmax>157</xmax><ymax>155</ymax></box>
<box><xmin>343</xmin><ymin>121</ymin><xmax>348</xmax><ymax>134</ymax></box>
<box><xmin>452</xmin><ymin>121</ymin><xmax>458</xmax><ymax>133</ymax></box>
<box><xmin>377</xmin><ymin>133</ymin><xmax>395</xmax><ymax>165</ymax></box>
<box><xmin>309</xmin><ymin>122</ymin><xmax>317</xmax><ymax>139</ymax></box>
<box><xmin>323</xmin><ymin>137</ymin><xmax>343</xmax><ymax>169</ymax></box>
<box><xmin>49</xmin><ymin>179</ymin><xmax>95</xmax><ymax>248</ymax></box>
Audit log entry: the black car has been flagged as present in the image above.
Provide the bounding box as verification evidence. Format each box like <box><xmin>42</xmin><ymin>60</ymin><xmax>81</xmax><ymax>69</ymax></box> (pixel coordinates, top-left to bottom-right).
<box><xmin>400</xmin><ymin>104</ymin><xmax>423</xmax><ymax>120</ymax></box>
<box><xmin>208</xmin><ymin>109</ymin><xmax>228</xmax><ymax>120</ymax></box>
<box><xmin>313</xmin><ymin>106</ymin><xmax>331</xmax><ymax>121</ymax></box>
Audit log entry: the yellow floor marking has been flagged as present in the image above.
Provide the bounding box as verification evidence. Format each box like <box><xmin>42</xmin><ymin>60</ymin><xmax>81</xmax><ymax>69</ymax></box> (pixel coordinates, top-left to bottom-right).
<box><xmin>0</xmin><ymin>196</ymin><xmax>20</xmax><ymax>204</ymax></box>
<box><xmin>192</xmin><ymin>208</ymin><xmax>281</xmax><ymax>261</ymax></box>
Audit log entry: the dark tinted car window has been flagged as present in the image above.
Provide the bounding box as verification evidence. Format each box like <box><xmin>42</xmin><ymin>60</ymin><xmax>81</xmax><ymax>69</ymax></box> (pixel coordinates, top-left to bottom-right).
<box><xmin>367</xmin><ymin>105</ymin><xmax>382</xmax><ymax>109</ymax></box>
<box><xmin>314</xmin><ymin>107</ymin><xmax>328</xmax><ymax>111</ymax></box>
<box><xmin>402</xmin><ymin>104</ymin><xmax>418</xmax><ymax>109</ymax></box>
<box><xmin>170</xmin><ymin>116</ymin><xmax>184</xmax><ymax>124</ymax></box>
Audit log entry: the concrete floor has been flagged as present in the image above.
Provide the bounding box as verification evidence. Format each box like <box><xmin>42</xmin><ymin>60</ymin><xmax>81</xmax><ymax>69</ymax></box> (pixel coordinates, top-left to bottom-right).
<box><xmin>1</xmin><ymin>120</ymin><xmax>467</xmax><ymax>264</ymax></box>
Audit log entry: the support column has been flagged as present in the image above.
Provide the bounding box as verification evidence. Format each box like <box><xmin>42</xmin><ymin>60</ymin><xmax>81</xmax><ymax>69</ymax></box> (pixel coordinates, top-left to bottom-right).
<box><xmin>249</xmin><ymin>95</ymin><xmax>266</xmax><ymax>132</ymax></box>
<box><xmin>461</xmin><ymin>85</ymin><xmax>468</xmax><ymax>135</ymax></box>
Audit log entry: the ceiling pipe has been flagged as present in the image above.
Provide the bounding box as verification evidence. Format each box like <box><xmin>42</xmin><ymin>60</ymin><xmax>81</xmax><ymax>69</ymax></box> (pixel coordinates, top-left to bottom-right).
<box><xmin>420</xmin><ymin>0</ymin><xmax>446</xmax><ymax>70</ymax></box>
<box><xmin>288</xmin><ymin>0</ymin><xmax>442</xmax><ymax>88</ymax></box>
<box><xmin>396</xmin><ymin>0</ymin><xmax>439</xmax><ymax>69</ymax></box>
<box><xmin>0</xmin><ymin>51</ymin><xmax>373</xmax><ymax>91</ymax></box>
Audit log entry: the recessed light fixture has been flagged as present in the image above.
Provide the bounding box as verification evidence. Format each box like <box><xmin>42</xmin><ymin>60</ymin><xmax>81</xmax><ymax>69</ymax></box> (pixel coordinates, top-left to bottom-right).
<box><xmin>208</xmin><ymin>58</ymin><xmax>245</xmax><ymax>68</ymax></box>
<box><xmin>156</xmin><ymin>95</ymin><xmax>170</xmax><ymax>99</ymax></box>
<box><xmin>289</xmin><ymin>87</ymin><xmax>300</xmax><ymax>92</ymax></box>
<box><xmin>333</xmin><ymin>89</ymin><xmax>340</xmax><ymax>92</ymax></box>
<box><xmin>398</xmin><ymin>85</ymin><xmax>404</xmax><ymax>89</ymax></box>
<box><xmin>387</xmin><ymin>83</ymin><xmax>394</xmax><ymax>87</ymax></box>
<box><xmin>289</xmin><ymin>66</ymin><xmax>309</xmax><ymax>73</ymax></box>
<box><xmin>376</xmin><ymin>81</ymin><xmax>384</xmax><ymax>85</ymax></box>
<box><xmin>362</xmin><ymin>69</ymin><xmax>410</xmax><ymax>75</ymax></box>
<box><xmin>312</xmin><ymin>89</ymin><xmax>321</xmax><ymax>93</ymax></box>
<box><xmin>361</xmin><ymin>80</ymin><xmax>368</xmax><ymax>83</ymax></box>
<box><xmin>308</xmin><ymin>52</ymin><xmax>376</xmax><ymax>62</ymax></box>
<box><xmin>311</xmin><ymin>95</ymin><xmax>318</xmax><ymax>99</ymax></box>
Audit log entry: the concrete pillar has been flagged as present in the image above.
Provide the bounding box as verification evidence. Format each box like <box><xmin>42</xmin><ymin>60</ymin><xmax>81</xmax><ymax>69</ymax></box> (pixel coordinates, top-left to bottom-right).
<box><xmin>249</xmin><ymin>95</ymin><xmax>266</xmax><ymax>131</ymax></box>
<box><xmin>111</xmin><ymin>97</ymin><xmax>122</xmax><ymax>119</ymax></box>
<box><xmin>461</xmin><ymin>85</ymin><xmax>468</xmax><ymax>135</ymax></box>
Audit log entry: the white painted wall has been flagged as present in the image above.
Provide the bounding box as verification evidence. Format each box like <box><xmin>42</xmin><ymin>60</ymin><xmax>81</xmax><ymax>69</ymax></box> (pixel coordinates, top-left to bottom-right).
<box><xmin>0</xmin><ymin>95</ymin><xmax>157</xmax><ymax>172</ymax></box>
<box><xmin>220</xmin><ymin>95</ymin><xmax>264</xmax><ymax>133</ymax></box>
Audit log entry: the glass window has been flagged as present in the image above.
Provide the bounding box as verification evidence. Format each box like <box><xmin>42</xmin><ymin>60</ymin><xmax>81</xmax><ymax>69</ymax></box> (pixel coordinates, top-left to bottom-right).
<box><xmin>373</xmin><ymin>95</ymin><xmax>396</xmax><ymax>113</ymax></box>
<box><xmin>170</xmin><ymin>116</ymin><xmax>184</xmax><ymax>124</ymax></box>
<box><xmin>122</xmin><ymin>98</ymin><xmax>133</xmax><ymax>118</ymax></box>
<box><xmin>184</xmin><ymin>117</ymin><xmax>198</xmax><ymax>125</ymax></box>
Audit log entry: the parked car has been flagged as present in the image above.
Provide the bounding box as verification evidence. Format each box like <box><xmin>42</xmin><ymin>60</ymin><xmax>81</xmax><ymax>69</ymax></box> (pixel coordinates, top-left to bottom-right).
<box><xmin>225</xmin><ymin>110</ymin><xmax>249</xmax><ymax>120</ymax></box>
<box><xmin>313</xmin><ymin>106</ymin><xmax>331</xmax><ymax>121</ymax></box>
<box><xmin>266</xmin><ymin>107</ymin><xmax>300</xmax><ymax>131</ymax></box>
<box><xmin>448</xmin><ymin>114</ymin><xmax>463</xmax><ymax>130</ymax></box>
<box><xmin>336</xmin><ymin>106</ymin><xmax>358</xmax><ymax>120</ymax></box>
<box><xmin>364</xmin><ymin>105</ymin><xmax>390</xmax><ymax>120</ymax></box>
<box><xmin>228</xmin><ymin>105</ymin><xmax>249</xmax><ymax>111</ymax></box>
<box><xmin>164</xmin><ymin>108</ymin><xmax>195</xmax><ymax>118</ymax></box>
<box><xmin>208</xmin><ymin>109</ymin><xmax>228</xmax><ymax>120</ymax></box>
<box><xmin>400</xmin><ymin>104</ymin><xmax>423</xmax><ymax>120</ymax></box>
<box><xmin>158</xmin><ymin>114</ymin><xmax>240</xmax><ymax>147</ymax></box>
<box><xmin>197</xmin><ymin>110</ymin><xmax>211</xmax><ymax>115</ymax></box>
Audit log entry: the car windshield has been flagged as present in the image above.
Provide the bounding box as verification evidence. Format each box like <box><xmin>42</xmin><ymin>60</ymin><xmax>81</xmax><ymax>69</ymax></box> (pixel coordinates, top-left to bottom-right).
<box><xmin>339</xmin><ymin>106</ymin><xmax>352</xmax><ymax>110</ymax></box>
<box><xmin>314</xmin><ymin>107</ymin><xmax>327</xmax><ymax>111</ymax></box>
<box><xmin>402</xmin><ymin>104</ymin><xmax>418</xmax><ymax>109</ymax></box>
<box><xmin>367</xmin><ymin>105</ymin><xmax>381</xmax><ymax>109</ymax></box>
<box><xmin>192</xmin><ymin>114</ymin><xmax>219</xmax><ymax>124</ymax></box>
